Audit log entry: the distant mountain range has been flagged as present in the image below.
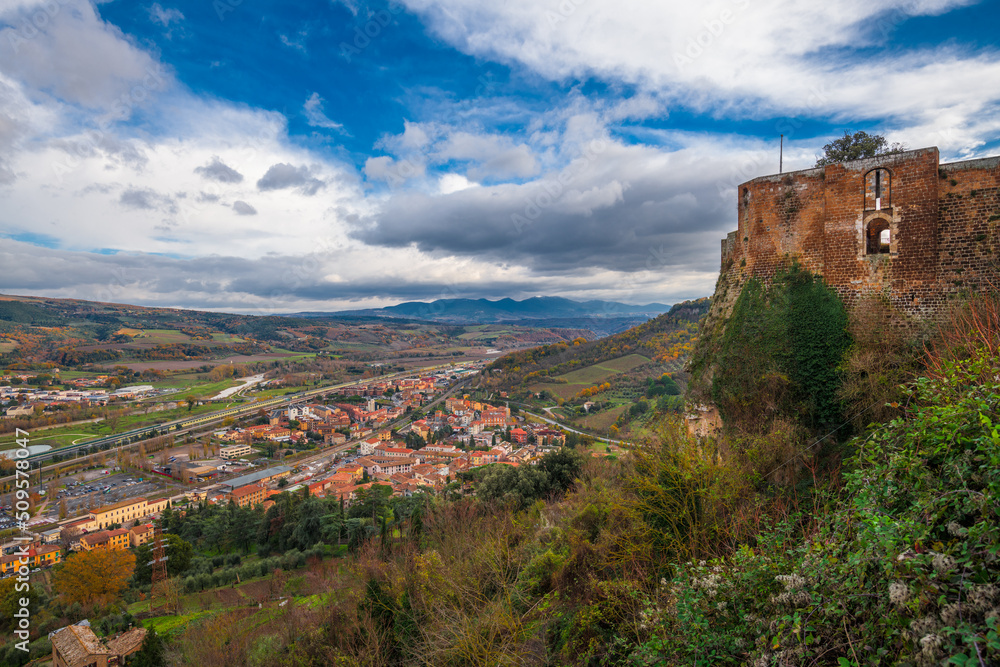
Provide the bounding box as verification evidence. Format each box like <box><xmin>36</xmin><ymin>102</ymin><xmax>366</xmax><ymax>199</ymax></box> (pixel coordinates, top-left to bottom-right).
<box><xmin>293</xmin><ymin>297</ymin><xmax>671</xmax><ymax>325</ymax></box>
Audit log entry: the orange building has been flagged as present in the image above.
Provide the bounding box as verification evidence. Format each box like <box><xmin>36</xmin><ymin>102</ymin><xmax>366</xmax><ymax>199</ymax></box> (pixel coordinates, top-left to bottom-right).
<box><xmin>228</xmin><ymin>483</ymin><xmax>266</xmax><ymax>508</ymax></box>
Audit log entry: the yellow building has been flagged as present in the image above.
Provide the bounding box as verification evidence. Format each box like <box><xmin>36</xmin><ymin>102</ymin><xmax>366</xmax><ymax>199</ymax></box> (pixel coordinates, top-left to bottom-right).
<box><xmin>147</xmin><ymin>497</ymin><xmax>169</xmax><ymax>514</ymax></box>
<box><xmin>90</xmin><ymin>498</ymin><xmax>147</xmax><ymax>529</ymax></box>
<box><xmin>90</xmin><ymin>497</ymin><xmax>169</xmax><ymax>529</ymax></box>
<box><xmin>80</xmin><ymin>528</ymin><xmax>130</xmax><ymax>552</ymax></box>
<box><xmin>129</xmin><ymin>524</ymin><xmax>154</xmax><ymax>548</ymax></box>
<box><xmin>337</xmin><ymin>464</ymin><xmax>364</xmax><ymax>481</ymax></box>
<box><xmin>60</xmin><ymin>516</ymin><xmax>97</xmax><ymax>534</ymax></box>
<box><xmin>0</xmin><ymin>545</ymin><xmax>62</xmax><ymax>575</ymax></box>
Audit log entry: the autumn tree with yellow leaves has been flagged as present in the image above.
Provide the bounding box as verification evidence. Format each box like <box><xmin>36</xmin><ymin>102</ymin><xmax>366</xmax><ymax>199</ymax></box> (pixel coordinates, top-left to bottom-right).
<box><xmin>52</xmin><ymin>549</ymin><xmax>135</xmax><ymax>608</ymax></box>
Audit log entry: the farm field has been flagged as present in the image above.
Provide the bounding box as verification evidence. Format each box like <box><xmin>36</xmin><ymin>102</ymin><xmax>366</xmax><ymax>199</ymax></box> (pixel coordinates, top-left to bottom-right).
<box><xmin>575</xmin><ymin>404</ymin><xmax>629</xmax><ymax>433</ymax></box>
<box><xmin>210</xmin><ymin>333</ymin><xmax>246</xmax><ymax>342</ymax></box>
<box><xmin>326</xmin><ymin>341</ymin><xmax>382</xmax><ymax>350</ymax></box>
<box><xmin>250</xmin><ymin>385</ymin><xmax>310</xmax><ymax>399</ymax></box>
<box><xmin>458</xmin><ymin>327</ymin><xmax>514</xmax><ymax>340</ymax></box>
<box><xmin>528</xmin><ymin>354</ymin><xmax>653</xmax><ymax>400</ymax></box>
<box><xmin>148</xmin><ymin>376</ymin><xmax>241</xmax><ymax>397</ymax></box>
<box><xmin>557</xmin><ymin>354</ymin><xmax>650</xmax><ymax>385</ymax></box>
<box><xmin>54</xmin><ymin>370</ymin><xmax>96</xmax><ymax>380</ymax></box>
<box><xmin>127</xmin><ymin>328</ymin><xmax>193</xmax><ymax>344</ymax></box>
<box><xmin>128</xmin><ymin>547</ymin><xmax>350</xmax><ymax>632</ymax></box>
<box><xmin>119</xmin><ymin>352</ymin><xmax>297</xmax><ymax>372</ymax></box>
<box><xmin>268</xmin><ymin>348</ymin><xmax>319</xmax><ymax>360</ymax></box>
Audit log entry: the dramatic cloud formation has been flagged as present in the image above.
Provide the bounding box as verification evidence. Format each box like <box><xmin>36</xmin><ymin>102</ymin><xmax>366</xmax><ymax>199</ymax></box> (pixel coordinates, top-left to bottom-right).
<box><xmin>0</xmin><ymin>0</ymin><xmax>997</xmax><ymax>312</ymax></box>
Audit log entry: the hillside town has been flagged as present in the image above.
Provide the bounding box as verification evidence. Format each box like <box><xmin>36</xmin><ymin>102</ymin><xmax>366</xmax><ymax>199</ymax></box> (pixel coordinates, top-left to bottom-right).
<box><xmin>1</xmin><ymin>370</ymin><xmax>582</xmax><ymax>567</ymax></box>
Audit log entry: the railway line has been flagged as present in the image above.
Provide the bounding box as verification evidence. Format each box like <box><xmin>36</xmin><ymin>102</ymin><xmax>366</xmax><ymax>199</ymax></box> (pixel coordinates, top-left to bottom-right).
<box><xmin>22</xmin><ymin>363</ymin><xmax>462</xmax><ymax>465</ymax></box>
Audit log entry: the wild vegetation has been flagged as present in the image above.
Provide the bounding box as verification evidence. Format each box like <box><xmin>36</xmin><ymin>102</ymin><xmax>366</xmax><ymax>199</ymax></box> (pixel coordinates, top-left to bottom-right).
<box><xmin>99</xmin><ymin>290</ymin><xmax>994</xmax><ymax>666</ymax></box>
<box><xmin>4</xmin><ymin>286</ymin><xmax>999</xmax><ymax>666</ymax></box>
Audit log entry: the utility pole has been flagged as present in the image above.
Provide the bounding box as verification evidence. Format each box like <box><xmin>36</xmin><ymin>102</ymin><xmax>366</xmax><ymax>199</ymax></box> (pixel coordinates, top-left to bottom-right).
<box><xmin>149</xmin><ymin>525</ymin><xmax>177</xmax><ymax>615</ymax></box>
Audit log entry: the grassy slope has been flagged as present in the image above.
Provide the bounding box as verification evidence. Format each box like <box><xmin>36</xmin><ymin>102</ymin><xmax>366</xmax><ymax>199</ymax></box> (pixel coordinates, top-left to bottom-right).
<box><xmin>490</xmin><ymin>298</ymin><xmax>708</xmax><ymax>391</ymax></box>
<box><xmin>493</xmin><ymin>299</ymin><xmax>708</xmax><ymax>434</ymax></box>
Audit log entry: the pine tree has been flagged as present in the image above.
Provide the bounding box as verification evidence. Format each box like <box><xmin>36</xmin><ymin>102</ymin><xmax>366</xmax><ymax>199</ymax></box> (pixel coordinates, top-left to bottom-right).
<box><xmin>131</xmin><ymin>627</ymin><xmax>166</xmax><ymax>667</ymax></box>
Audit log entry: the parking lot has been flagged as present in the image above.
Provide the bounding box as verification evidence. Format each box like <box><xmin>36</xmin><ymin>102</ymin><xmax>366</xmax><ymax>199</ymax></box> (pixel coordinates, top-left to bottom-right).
<box><xmin>54</xmin><ymin>473</ymin><xmax>175</xmax><ymax>514</ymax></box>
<box><xmin>0</xmin><ymin>440</ymin><xmax>358</xmax><ymax>533</ymax></box>
<box><xmin>0</xmin><ymin>509</ymin><xmax>17</xmax><ymax>532</ymax></box>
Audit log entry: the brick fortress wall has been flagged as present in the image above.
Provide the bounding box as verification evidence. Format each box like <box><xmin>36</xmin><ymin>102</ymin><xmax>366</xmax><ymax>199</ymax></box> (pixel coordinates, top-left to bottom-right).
<box><xmin>715</xmin><ymin>147</ymin><xmax>1000</xmax><ymax>321</ymax></box>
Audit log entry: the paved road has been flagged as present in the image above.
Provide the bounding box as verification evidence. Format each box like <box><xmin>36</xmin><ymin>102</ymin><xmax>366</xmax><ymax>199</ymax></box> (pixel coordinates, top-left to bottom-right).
<box><xmin>515</xmin><ymin>407</ymin><xmax>628</xmax><ymax>446</ymax></box>
<box><xmin>212</xmin><ymin>374</ymin><xmax>266</xmax><ymax>400</ymax></box>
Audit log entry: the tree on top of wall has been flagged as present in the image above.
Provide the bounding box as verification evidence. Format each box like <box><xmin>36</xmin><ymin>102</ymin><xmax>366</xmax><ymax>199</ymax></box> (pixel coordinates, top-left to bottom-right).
<box><xmin>815</xmin><ymin>131</ymin><xmax>907</xmax><ymax>166</ymax></box>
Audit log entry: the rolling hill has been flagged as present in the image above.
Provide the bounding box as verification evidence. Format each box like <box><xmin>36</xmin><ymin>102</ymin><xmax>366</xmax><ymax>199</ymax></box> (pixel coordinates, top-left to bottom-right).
<box><xmin>296</xmin><ymin>296</ymin><xmax>670</xmax><ymax>331</ymax></box>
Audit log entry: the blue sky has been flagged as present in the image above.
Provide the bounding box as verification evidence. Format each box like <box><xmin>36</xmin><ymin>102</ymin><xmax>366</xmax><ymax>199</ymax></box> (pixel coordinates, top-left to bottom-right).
<box><xmin>0</xmin><ymin>0</ymin><xmax>998</xmax><ymax>313</ymax></box>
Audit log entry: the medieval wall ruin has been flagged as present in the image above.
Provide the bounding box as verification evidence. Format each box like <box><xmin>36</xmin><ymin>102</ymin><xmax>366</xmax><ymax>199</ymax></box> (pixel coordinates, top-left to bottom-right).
<box><xmin>715</xmin><ymin>147</ymin><xmax>1000</xmax><ymax>320</ymax></box>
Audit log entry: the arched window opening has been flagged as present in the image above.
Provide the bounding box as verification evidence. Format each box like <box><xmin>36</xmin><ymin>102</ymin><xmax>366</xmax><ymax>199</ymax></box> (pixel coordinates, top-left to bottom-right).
<box><xmin>864</xmin><ymin>168</ymin><xmax>892</xmax><ymax>211</ymax></box>
<box><xmin>867</xmin><ymin>219</ymin><xmax>891</xmax><ymax>255</ymax></box>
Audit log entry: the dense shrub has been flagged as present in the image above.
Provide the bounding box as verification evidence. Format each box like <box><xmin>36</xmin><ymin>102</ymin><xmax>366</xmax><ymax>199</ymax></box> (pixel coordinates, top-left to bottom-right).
<box><xmin>636</xmin><ymin>344</ymin><xmax>1000</xmax><ymax>666</ymax></box>
<box><xmin>712</xmin><ymin>263</ymin><xmax>850</xmax><ymax>435</ymax></box>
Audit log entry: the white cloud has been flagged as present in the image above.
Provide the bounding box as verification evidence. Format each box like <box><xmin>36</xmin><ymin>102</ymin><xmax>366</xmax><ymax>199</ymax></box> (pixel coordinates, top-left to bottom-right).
<box><xmin>0</xmin><ymin>0</ymin><xmax>169</xmax><ymax>112</ymax></box>
<box><xmin>1</xmin><ymin>0</ymin><xmax>995</xmax><ymax>314</ymax></box>
<box><xmin>279</xmin><ymin>32</ymin><xmax>308</xmax><ymax>53</ymax></box>
<box><xmin>438</xmin><ymin>173</ymin><xmax>476</xmax><ymax>195</ymax></box>
<box><xmin>363</xmin><ymin>155</ymin><xmax>426</xmax><ymax>184</ymax></box>
<box><xmin>149</xmin><ymin>3</ymin><xmax>184</xmax><ymax>27</ymax></box>
<box><xmin>400</xmin><ymin>0</ymin><xmax>997</xmax><ymax>151</ymax></box>
<box><xmin>0</xmin><ymin>72</ymin><xmax>58</xmax><ymax>185</ymax></box>
<box><xmin>303</xmin><ymin>92</ymin><xmax>344</xmax><ymax>130</ymax></box>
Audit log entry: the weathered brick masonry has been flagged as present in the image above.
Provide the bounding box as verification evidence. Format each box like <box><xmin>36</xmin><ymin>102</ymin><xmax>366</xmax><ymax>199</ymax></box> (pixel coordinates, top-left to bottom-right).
<box><xmin>712</xmin><ymin>147</ymin><xmax>1000</xmax><ymax>320</ymax></box>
